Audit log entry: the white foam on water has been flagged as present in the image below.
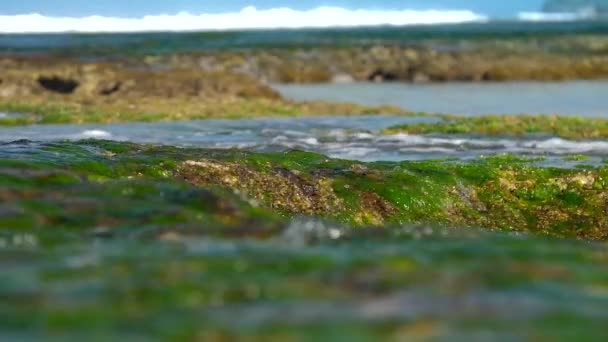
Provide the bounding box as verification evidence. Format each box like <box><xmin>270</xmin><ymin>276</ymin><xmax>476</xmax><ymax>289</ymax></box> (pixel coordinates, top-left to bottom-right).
<box><xmin>79</xmin><ymin>130</ymin><xmax>112</xmax><ymax>138</ymax></box>
<box><xmin>329</xmin><ymin>147</ymin><xmax>380</xmax><ymax>159</ymax></box>
<box><xmin>517</xmin><ymin>11</ymin><xmax>593</xmax><ymax>22</ymax></box>
<box><xmin>380</xmin><ymin>134</ymin><xmax>608</xmax><ymax>155</ymax></box>
<box><xmin>2</xmin><ymin>116</ymin><xmax>608</xmax><ymax>164</ymax></box>
<box><xmin>521</xmin><ymin>137</ymin><xmax>608</xmax><ymax>154</ymax></box>
<box><xmin>0</xmin><ymin>7</ymin><xmax>487</xmax><ymax>33</ymax></box>
<box><xmin>299</xmin><ymin>137</ymin><xmax>319</xmax><ymax>146</ymax></box>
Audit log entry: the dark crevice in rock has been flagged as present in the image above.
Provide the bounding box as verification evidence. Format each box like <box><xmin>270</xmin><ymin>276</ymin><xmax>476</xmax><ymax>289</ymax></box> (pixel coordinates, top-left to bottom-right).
<box><xmin>368</xmin><ymin>69</ymin><xmax>399</xmax><ymax>82</ymax></box>
<box><xmin>37</xmin><ymin>76</ymin><xmax>79</xmax><ymax>94</ymax></box>
<box><xmin>100</xmin><ymin>82</ymin><xmax>122</xmax><ymax>96</ymax></box>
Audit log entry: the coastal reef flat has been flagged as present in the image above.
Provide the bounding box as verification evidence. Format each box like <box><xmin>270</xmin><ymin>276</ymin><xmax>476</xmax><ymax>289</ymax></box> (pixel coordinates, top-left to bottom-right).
<box><xmin>0</xmin><ymin>57</ymin><xmax>404</xmax><ymax>125</ymax></box>
<box><xmin>4</xmin><ymin>25</ymin><xmax>608</xmax><ymax>84</ymax></box>
<box><xmin>3</xmin><ymin>25</ymin><xmax>608</xmax><ymax>125</ymax></box>
<box><xmin>385</xmin><ymin>115</ymin><xmax>608</xmax><ymax>140</ymax></box>
<box><xmin>1</xmin><ymin>140</ymin><xmax>608</xmax><ymax>339</ymax></box>
<box><xmin>141</xmin><ymin>37</ymin><xmax>608</xmax><ymax>83</ymax></box>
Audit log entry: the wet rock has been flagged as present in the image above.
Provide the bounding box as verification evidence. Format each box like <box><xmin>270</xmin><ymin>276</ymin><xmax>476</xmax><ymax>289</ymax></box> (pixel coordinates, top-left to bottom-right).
<box><xmin>178</xmin><ymin>159</ymin><xmax>343</xmax><ymax>216</ymax></box>
<box><xmin>2</xmin><ymin>140</ymin><xmax>608</xmax><ymax>240</ymax></box>
<box><xmin>98</xmin><ymin>81</ymin><xmax>121</xmax><ymax>96</ymax></box>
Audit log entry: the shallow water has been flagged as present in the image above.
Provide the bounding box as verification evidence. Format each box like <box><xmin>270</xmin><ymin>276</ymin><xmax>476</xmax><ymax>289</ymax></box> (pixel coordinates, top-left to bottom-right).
<box><xmin>0</xmin><ymin>112</ymin><xmax>23</xmax><ymax>119</ymax></box>
<box><xmin>274</xmin><ymin>81</ymin><xmax>608</xmax><ymax>117</ymax></box>
<box><xmin>1</xmin><ymin>115</ymin><xmax>606</xmax><ymax>166</ymax></box>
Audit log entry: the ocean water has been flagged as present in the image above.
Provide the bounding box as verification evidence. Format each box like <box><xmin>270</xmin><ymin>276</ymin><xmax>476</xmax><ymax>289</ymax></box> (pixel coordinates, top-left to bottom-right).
<box><xmin>1</xmin><ymin>20</ymin><xmax>607</xmax><ymax>56</ymax></box>
<box><xmin>1</xmin><ymin>116</ymin><xmax>606</xmax><ymax>167</ymax></box>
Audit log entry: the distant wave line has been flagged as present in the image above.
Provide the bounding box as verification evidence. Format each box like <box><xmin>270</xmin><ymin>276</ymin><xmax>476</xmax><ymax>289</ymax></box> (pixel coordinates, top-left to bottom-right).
<box><xmin>0</xmin><ymin>6</ymin><xmax>488</xmax><ymax>33</ymax></box>
<box><xmin>517</xmin><ymin>11</ymin><xmax>595</xmax><ymax>22</ymax></box>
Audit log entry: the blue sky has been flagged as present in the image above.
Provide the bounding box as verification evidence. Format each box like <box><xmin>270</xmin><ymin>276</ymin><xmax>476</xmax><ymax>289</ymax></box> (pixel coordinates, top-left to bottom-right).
<box><xmin>0</xmin><ymin>1</ymin><xmax>545</xmax><ymax>17</ymax></box>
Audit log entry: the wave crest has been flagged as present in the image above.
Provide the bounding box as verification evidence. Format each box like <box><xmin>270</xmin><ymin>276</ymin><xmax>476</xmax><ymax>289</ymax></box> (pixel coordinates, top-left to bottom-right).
<box><xmin>0</xmin><ymin>6</ymin><xmax>487</xmax><ymax>33</ymax></box>
<box><xmin>517</xmin><ymin>11</ymin><xmax>593</xmax><ymax>22</ymax></box>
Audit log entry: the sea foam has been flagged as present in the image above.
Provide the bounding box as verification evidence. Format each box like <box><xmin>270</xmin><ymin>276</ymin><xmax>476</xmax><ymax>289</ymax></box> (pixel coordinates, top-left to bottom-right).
<box><xmin>517</xmin><ymin>11</ymin><xmax>593</xmax><ymax>22</ymax></box>
<box><xmin>0</xmin><ymin>6</ymin><xmax>487</xmax><ymax>33</ymax></box>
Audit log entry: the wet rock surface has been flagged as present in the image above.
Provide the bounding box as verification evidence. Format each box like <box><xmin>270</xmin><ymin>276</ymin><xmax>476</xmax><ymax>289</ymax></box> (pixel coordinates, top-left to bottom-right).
<box><xmin>1</xmin><ymin>140</ymin><xmax>608</xmax><ymax>339</ymax></box>
<box><xmin>1</xmin><ymin>139</ymin><xmax>607</xmax><ymax>239</ymax></box>
<box><xmin>385</xmin><ymin>115</ymin><xmax>608</xmax><ymax>140</ymax></box>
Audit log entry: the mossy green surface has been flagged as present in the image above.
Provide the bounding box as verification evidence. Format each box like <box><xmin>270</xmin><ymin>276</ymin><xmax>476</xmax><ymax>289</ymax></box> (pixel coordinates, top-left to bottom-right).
<box><xmin>2</xmin><ymin>140</ymin><xmax>607</xmax><ymax>239</ymax></box>
<box><xmin>2</xmin><ymin>227</ymin><xmax>608</xmax><ymax>340</ymax></box>
<box><xmin>2</xmin><ymin>140</ymin><xmax>608</xmax><ymax>339</ymax></box>
<box><xmin>385</xmin><ymin>115</ymin><xmax>608</xmax><ymax>140</ymax></box>
<box><xmin>0</xmin><ymin>99</ymin><xmax>406</xmax><ymax>126</ymax></box>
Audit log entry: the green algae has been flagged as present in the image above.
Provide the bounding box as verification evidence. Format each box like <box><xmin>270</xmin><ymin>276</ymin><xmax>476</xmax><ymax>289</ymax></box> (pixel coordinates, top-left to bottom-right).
<box><xmin>0</xmin><ymin>99</ymin><xmax>407</xmax><ymax>126</ymax></box>
<box><xmin>2</xmin><ymin>140</ymin><xmax>608</xmax><ymax>339</ymax></box>
<box><xmin>2</xmin><ymin>140</ymin><xmax>607</xmax><ymax>240</ymax></box>
<box><xmin>564</xmin><ymin>155</ymin><xmax>591</xmax><ymax>162</ymax></box>
<box><xmin>385</xmin><ymin>115</ymin><xmax>608</xmax><ymax>140</ymax></box>
<box><xmin>2</xmin><ymin>223</ymin><xmax>608</xmax><ymax>339</ymax></box>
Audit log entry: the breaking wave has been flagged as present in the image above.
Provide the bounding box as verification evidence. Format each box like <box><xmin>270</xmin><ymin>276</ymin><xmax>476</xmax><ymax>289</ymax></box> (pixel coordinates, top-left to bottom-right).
<box><xmin>517</xmin><ymin>11</ymin><xmax>593</xmax><ymax>22</ymax></box>
<box><xmin>0</xmin><ymin>6</ymin><xmax>487</xmax><ymax>33</ymax></box>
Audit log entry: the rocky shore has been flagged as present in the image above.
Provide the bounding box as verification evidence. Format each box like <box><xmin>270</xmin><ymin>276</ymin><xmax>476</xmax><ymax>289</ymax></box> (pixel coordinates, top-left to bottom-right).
<box><xmin>0</xmin><ymin>56</ymin><xmax>405</xmax><ymax>125</ymax></box>
<box><xmin>3</xmin><ymin>33</ymin><xmax>608</xmax><ymax>125</ymax></box>
<box><xmin>144</xmin><ymin>37</ymin><xmax>608</xmax><ymax>83</ymax></box>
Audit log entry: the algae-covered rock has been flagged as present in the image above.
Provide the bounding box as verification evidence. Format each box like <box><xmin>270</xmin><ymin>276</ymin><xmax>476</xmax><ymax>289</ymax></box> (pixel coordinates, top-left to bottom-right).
<box><xmin>2</xmin><ymin>140</ymin><xmax>608</xmax><ymax>339</ymax></box>
<box><xmin>385</xmin><ymin>115</ymin><xmax>608</xmax><ymax>140</ymax></box>
<box><xmin>2</xmin><ymin>140</ymin><xmax>607</xmax><ymax>240</ymax></box>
